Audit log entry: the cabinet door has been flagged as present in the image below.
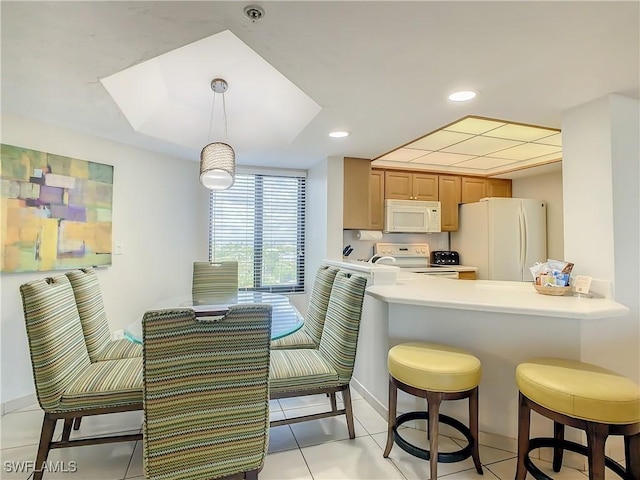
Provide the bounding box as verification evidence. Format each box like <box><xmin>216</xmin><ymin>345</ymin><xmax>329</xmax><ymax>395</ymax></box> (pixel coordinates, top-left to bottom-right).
<box><xmin>343</xmin><ymin>157</ymin><xmax>371</xmax><ymax>229</ymax></box>
<box><xmin>412</xmin><ymin>173</ymin><xmax>439</xmax><ymax>201</ymax></box>
<box><xmin>370</xmin><ymin>170</ymin><xmax>385</xmax><ymax>230</ymax></box>
<box><xmin>461</xmin><ymin>177</ymin><xmax>487</xmax><ymax>203</ymax></box>
<box><xmin>487</xmin><ymin>178</ymin><xmax>512</xmax><ymax>198</ymax></box>
<box><xmin>384</xmin><ymin>171</ymin><xmax>413</xmax><ymax>200</ymax></box>
<box><xmin>438</xmin><ymin>175</ymin><xmax>461</xmax><ymax>231</ymax></box>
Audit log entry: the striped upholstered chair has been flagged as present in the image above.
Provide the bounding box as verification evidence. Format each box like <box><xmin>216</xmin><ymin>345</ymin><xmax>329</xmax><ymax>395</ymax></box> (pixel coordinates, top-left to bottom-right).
<box><xmin>271</xmin><ymin>265</ymin><xmax>339</xmax><ymax>350</ymax></box>
<box><xmin>142</xmin><ymin>305</ymin><xmax>272</xmax><ymax>480</ymax></box>
<box><xmin>269</xmin><ymin>271</ymin><xmax>368</xmax><ymax>438</ymax></box>
<box><xmin>192</xmin><ymin>261</ymin><xmax>239</xmax><ymax>299</ymax></box>
<box><xmin>20</xmin><ymin>275</ymin><xmax>143</xmax><ymax>480</ymax></box>
<box><xmin>65</xmin><ymin>268</ymin><xmax>142</xmax><ymax>361</ymax></box>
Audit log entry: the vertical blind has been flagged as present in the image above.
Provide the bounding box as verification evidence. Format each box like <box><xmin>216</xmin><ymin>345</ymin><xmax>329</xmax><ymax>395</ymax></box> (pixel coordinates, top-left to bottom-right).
<box><xmin>209</xmin><ymin>172</ymin><xmax>306</xmax><ymax>293</ymax></box>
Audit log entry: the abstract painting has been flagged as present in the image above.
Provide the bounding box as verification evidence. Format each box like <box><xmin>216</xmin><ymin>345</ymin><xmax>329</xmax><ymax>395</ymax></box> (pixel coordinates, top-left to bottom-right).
<box><xmin>1</xmin><ymin>144</ymin><xmax>113</xmax><ymax>273</ymax></box>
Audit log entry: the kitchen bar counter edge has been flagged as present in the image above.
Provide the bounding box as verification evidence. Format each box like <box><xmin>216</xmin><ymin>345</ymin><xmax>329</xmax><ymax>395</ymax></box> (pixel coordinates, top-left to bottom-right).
<box><xmin>325</xmin><ymin>260</ymin><xmax>629</xmax><ymax>320</ymax></box>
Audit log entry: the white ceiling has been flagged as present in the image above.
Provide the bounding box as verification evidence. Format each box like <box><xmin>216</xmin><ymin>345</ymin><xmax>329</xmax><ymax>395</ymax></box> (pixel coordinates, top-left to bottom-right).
<box><xmin>1</xmin><ymin>1</ymin><xmax>638</xmax><ymax>178</ymax></box>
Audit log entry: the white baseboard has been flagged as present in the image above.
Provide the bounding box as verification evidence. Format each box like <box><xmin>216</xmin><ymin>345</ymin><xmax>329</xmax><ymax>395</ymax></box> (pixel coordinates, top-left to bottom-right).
<box><xmin>1</xmin><ymin>393</ymin><xmax>38</xmax><ymax>416</ymax></box>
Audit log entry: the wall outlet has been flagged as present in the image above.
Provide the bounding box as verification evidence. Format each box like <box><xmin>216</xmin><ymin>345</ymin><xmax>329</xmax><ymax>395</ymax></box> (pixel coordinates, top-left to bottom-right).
<box><xmin>112</xmin><ymin>329</ymin><xmax>125</xmax><ymax>341</ymax></box>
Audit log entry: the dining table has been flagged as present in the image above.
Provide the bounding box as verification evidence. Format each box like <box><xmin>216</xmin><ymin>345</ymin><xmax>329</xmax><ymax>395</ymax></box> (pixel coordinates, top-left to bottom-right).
<box><xmin>124</xmin><ymin>290</ymin><xmax>304</xmax><ymax>343</ymax></box>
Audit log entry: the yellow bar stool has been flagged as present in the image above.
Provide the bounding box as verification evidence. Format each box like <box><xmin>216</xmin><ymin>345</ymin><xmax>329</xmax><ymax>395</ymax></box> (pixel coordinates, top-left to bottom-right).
<box><xmin>515</xmin><ymin>358</ymin><xmax>640</xmax><ymax>480</ymax></box>
<box><xmin>383</xmin><ymin>342</ymin><xmax>483</xmax><ymax>480</ymax></box>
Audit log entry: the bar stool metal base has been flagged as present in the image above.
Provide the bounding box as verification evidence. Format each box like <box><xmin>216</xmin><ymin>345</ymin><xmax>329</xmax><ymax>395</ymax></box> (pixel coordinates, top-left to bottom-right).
<box><xmin>393</xmin><ymin>411</ymin><xmax>476</xmax><ymax>464</ymax></box>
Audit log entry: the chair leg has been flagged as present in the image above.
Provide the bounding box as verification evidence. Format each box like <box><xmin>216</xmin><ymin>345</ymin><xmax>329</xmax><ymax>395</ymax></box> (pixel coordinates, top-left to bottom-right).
<box><xmin>383</xmin><ymin>376</ymin><xmax>397</xmax><ymax>458</ymax></box>
<box><xmin>62</xmin><ymin>418</ymin><xmax>73</xmax><ymax>441</ymax></box>
<box><xmin>245</xmin><ymin>468</ymin><xmax>259</xmax><ymax>480</ymax></box>
<box><xmin>624</xmin><ymin>432</ymin><xmax>640</xmax><ymax>480</ymax></box>
<box><xmin>342</xmin><ymin>385</ymin><xmax>356</xmax><ymax>439</ymax></box>
<box><xmin>468</xmin><ymin>387</ymin><xmax>483</xmax><ymax>474</ymax></box>
<box><xmin>553</xmin><ymin>421</ymin><xmax>565</xmax><ymax>472</ymax></box>
<box><xmin>515</xmin><ymin>392</ymin><xmax>531</xmax><ymax>480</ymax></box>
<box><xmin>73</xmin><ymin>416</ymin><xmax>82</xmax><ymax>430</ymax></box>
<box><xmin>585</xmin><ymin>422</ymin><xmax>608</xmax><ymax>480</ymax></box>
<box><xmin>329</xmin><ymin>392</ymin><xmax>338</xmax><ymax>412</ymax></box>
<box><xmin>33</xmin><ymin>414</ymin><xmax>57</xmax><ymax>480</ymax></box>
<box><xmin>426</xmin><ymin>391</ymin><xmax>443</xmax><ymax>480</ymax></box>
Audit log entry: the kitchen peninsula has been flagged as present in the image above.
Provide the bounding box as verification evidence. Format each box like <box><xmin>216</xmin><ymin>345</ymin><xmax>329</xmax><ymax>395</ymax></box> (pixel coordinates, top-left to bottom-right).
<box><xmin>326</xmin><ymin>260</ymin><xmax>630</xmax><ymax>452</ymax></box>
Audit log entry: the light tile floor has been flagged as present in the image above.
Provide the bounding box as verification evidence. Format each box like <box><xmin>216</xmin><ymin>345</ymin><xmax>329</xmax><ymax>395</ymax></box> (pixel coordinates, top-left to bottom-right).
<box><xmin>0</xmin><ymin>390</ymin><xmax>595</xmax><ymax>479</ymax></box>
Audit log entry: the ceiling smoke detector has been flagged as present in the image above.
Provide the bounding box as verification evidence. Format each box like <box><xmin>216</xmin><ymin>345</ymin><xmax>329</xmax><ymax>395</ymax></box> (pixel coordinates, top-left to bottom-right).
<box><xmin>244</xmin><ymin>5</ymin><xmax>265</xmax><ymax>22</ymax></box>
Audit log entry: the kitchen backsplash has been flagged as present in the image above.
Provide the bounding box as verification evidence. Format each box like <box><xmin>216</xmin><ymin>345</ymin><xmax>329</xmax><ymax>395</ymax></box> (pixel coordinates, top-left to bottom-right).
<box><xmin>342</xmin><ymin>231</ymin><xmax>449</xmax><ymax>262</ymax></box>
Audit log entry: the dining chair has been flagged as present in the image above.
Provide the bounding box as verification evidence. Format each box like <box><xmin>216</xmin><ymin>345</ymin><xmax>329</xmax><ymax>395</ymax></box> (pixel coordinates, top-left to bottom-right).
<box><xmin>192</xmin><ymin>261</ymin><xmax>239</xmax><ymax>298</ymax></box>
<box><xmin>65</xmin><ymin>267</ymin><xmax>142</xmax><ymax>433</ymax></box>
<box><xmin>142</xmin><ymin>305</ymin><xmax>272</xmax><ymax>480</ymax></box>
<box><xmin>65</xmin><ymin>268</ymin><xmax>142</xmax><ymax>362</ymax></box>
<box><xmin>19</xmin><ymin>275</ymin><xmax>143</xmax><ymax>480</ymax></box>
<box><xmin>269</xmin><ymin>271</ymin><xmax>368</xmax><ymax>438</ymax></box>
<box><xmin>270</xmin><ymin>265</ymin><xmax>339</xmax><ymax>349</ymax></box>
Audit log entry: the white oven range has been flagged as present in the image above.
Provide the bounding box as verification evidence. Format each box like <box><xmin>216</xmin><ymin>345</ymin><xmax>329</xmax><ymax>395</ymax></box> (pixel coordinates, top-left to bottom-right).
<box><xmin>373</xmin><ymin>242</ymin><xmax>460</xmax><ymax>278</ymax></box>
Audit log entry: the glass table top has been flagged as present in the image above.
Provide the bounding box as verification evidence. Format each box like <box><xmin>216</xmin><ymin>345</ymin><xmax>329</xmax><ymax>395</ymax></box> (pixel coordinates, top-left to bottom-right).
<box><xmin>124</xmin><ymin>291</ymin><xmax>304</xmax><ymax>343</ymax></box>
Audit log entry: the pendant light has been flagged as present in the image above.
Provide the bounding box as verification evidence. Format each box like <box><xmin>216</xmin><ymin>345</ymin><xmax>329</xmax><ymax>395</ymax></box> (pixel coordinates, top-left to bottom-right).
<box><xmin>200</xmin><ymin>78</ymin><xmax>235</xmax><ymax>190</ymax></box>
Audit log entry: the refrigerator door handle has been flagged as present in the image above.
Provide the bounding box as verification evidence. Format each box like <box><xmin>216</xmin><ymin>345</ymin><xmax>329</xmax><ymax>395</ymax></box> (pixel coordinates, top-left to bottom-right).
<box><xmin>518</xmin><ymin>207</ymin><xmax>526</xmax><ymax>276</ymax></box>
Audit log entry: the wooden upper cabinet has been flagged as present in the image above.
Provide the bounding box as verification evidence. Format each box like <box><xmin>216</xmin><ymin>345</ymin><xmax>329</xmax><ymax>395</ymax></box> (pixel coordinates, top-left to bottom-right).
<box><xmin>461</xmin><ymin>177</ymin><xmax>487</xmax><ymax>204</ymax></box>
<box><xmin>369</xmin><ymin>170</ymin><xmax>385</xmax><ymax>230</ymax></box>
<box><xmin>384</xmin><ymin>171</ymin><xmax>438</xmax><ymax>201</ymax></box>
<box><xmin>487</xmin><ymin>178</ymin><xmax>512</xmax><ymax>198</ymax></box>
<box><xmin>438</xmin><ymin>175</ymin><xmax>461</xmax><ymax>232</ymax></box>
<box><xmin>343</xmin><ymin>157</ymin><xmax>372</xmax><ymax>229</ymax></box>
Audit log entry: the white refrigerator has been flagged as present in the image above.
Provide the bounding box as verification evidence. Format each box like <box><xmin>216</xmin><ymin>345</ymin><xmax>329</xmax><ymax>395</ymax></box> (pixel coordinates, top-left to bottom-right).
<box><xmin>450</xmin><ymin>198</ymin><xmax>547</xmax><ymax>281</ymax></box>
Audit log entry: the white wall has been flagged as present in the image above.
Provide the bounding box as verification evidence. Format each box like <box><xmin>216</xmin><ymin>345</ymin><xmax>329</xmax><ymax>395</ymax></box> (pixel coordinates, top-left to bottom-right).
<box><xmin>563</xmin><ymin>94</ymin><xmax>640</xmax><ymax>383</ymax></box>
<box><xmin>1</xmin><ymin>114</ymin><xmax>210</xmax><ymax>406</ymax></box>
<box><xmin>512</xmin><ymin>170</ymin><xmax>564</xmax><ymax>260</ymax></box>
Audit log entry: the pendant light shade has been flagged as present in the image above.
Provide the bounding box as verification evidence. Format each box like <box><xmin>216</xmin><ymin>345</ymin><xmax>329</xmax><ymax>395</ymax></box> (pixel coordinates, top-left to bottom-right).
<box><xmin>200</xmin><ymin>142</ymin><xmax>235</xmax><ymax>190</ymax></box>
<box><xmin>200</xmin><ymin>78</ymin><xmax>235</xmax><ymax>190</ymax></box>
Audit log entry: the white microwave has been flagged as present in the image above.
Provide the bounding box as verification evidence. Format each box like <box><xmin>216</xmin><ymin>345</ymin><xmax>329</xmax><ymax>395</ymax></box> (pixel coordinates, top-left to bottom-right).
<box><xmin>384</xmin><ymin>199</ymin><xmax>441</xmax><ymax>233</ymax></box>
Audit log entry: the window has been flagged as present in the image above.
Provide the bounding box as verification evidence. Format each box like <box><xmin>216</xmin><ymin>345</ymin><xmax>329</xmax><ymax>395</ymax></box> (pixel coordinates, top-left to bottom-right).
<box><xmin>209</xmin><ymin>172</ymin><xmax>305</xmax><ymax>293</ymax></box>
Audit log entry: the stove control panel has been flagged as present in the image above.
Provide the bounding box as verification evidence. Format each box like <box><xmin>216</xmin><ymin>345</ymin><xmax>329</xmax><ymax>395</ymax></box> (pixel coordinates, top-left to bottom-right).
<box><xmin>374</xmin><ymin>243</ymin><xmax>430</xmax><ymax>258</ymax></box>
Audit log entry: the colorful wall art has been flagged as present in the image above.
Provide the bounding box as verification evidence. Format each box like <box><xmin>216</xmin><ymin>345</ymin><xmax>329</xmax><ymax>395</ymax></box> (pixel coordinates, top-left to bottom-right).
<box><xmin>1</xmin><ymin>144</ymin><xmax>113</xmax><ymax>273</ymax></box>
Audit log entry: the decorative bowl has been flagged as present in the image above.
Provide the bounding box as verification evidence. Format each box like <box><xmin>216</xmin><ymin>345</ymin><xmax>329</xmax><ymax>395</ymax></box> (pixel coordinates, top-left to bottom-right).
<box><xmin>534</xmin><ymin>285</ymin><xmax>572</xmax><ymax>296</ymax></box>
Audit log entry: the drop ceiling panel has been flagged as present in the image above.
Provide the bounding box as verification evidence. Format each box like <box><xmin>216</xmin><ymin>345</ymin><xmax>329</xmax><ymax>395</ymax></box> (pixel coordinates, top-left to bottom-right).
<box><xmin>486</xmin><ymin>142</ymin><xmax>562</xmax><ymax>161</ymax></box>
<box><xmin>442</xmin><ymin>136</ymin><xmax>523</xmax><ymax>156</ymax></box>
<box><xmin>407</xmin><ymin>130</ymin><xmax>474</xmax><ymax>151</ymax></box>
<box><xmin>482</xmin><ymin>123</ymin><xmax>559</xmax><ymax>142</ymax></box>
<box><xmin>455</xmin><ymin>156</ymin><xmax>518</xmax><ymax>169</ymax></box>
<box><xmin>378</xmin><ymin>148</ymin><xmax>432</xmax><ymax>162</ymax></box>
<box><xmin>410</xmin><ymin>151</ymin><xmax>477</xmax><ymax>165</ymax></box>
<box><xmin>444</xmin><ymin>117</ymin><xmax>506</xmax><ymax>135</ymax></box>
<box><xmin>535</xmin><ymin>133</ymin><xmax>562</xmax><ymax>146</ymax></box>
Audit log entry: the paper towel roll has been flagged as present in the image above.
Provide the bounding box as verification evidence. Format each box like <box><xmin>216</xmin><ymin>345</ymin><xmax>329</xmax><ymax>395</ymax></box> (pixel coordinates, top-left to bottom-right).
<box><xmin>356</xmin><ymin>230</ymin><xmax>383</xmax><ymax>241</ymax></box>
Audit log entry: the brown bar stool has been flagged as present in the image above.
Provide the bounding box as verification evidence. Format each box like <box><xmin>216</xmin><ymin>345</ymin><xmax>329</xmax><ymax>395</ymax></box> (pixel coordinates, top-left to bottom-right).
<box><xmin>383</xmin><ymin>342</ymin><xmax>483</xmax><ymax>480</ymax></box>
<box><xmin>516</xmin><ymin>358</ymin><xmax>640</xmax><ymax>480</ymax></box>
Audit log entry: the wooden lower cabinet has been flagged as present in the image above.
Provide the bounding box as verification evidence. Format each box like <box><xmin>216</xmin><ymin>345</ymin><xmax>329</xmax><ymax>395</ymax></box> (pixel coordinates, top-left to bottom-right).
<box><xmin>458</xmin><ymin>271</ymin><xmax>477</xmax><ymax>280</ymax></box>
<box><xmin>438</xmin><ymin>175</ymin><xmax>461</xmax><ymax>232</ymax></box>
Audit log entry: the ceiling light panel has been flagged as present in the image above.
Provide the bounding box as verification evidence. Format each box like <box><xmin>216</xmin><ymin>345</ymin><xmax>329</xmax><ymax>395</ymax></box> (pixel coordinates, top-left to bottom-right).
<box><xmin>486</xmin><ymin>142</ymin><xmax>561</xmax><ymax>161</ymax></box>
<box><xmin>444</xmin><ymin>117</ymin><xmax>506</xmax><ymax>135</ymax></box>
<box><xmin>407</xmin><ymin>130</ymin><xmax>474</xmax><ymax>151</ymax></box>
<box><xmin>535</xmin><ymin>133</ymin><xmax>562</xmax><ymax>146</ymax></box>
<box><xmin>442</xmin><ymin>136</ymin><xmax>523</xmax><ymax>156</ymax></box>
<box><xmin>378</xmin><ymin>148</ymin><xmax>432</xmax><ymax>162</ymax></box>
<box><xmin>454</xmin><ymin>156</ymin><xmax>518</xmax><ymax>169</ymax></box>
<box><xmin>482</xmin><ymin>124</ymin><xmax>559</xmax><ymax>142</ymax></box>
<box><xmin>410</xmin><ymin>151</ymin><xmax>477</xmax><ymax>166</ymax></box>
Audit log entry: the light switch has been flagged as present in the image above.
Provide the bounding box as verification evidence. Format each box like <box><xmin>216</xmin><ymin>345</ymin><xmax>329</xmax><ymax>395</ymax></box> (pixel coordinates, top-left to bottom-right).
<box><xmin>114</xmin><ymin>242</ymin><xmax>124</xmax><ymax>255</ymax></box>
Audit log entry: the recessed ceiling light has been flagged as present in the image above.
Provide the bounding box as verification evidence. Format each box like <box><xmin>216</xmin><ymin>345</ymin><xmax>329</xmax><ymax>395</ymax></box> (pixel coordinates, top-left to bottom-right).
<box><xmin>329</xmin><ymin>131</ymin><xmax>349</xmax><ymax>138</ymax></box>
<box><xmin>448</xmin><ymin>91</ymin><xmax>477</xmax><ymax>102</ymax></box>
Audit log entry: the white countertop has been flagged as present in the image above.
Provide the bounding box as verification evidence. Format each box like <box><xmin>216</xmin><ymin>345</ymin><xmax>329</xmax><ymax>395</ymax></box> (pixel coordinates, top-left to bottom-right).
<box><xmin>324</xmin><ymin>260</ymin><xmax>629</xmax><ymax>320</ymax></box>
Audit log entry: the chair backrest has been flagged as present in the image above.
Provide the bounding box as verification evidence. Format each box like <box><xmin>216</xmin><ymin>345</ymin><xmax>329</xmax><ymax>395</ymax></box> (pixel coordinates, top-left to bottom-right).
<box><xmin>65</xmin><ymin>268</ymin><xmax>112</xmax><ymax>362</ymax></box>
<box><xmin>19</xmin><ymin>275</ymin><xmax>92</xmax><ymax>411</ymax></box>
<box><xmin>318</xmin><ymin>272</ymin><xmax>368</xmax><ymax>384</ymax></box>
<box><xmin>303</xmin><ymin>265</ymin><xmax>340</xmax><ymax>345</ymax></box>
<box><xmin>192</xmin><ymin>261</ymin><xmax>239</xmax><ymax>298</ymax></box>
<box><xmin>142</xmin><ymin>304</ymin><xmax>272</xmax><ymax>480</ymax></box>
